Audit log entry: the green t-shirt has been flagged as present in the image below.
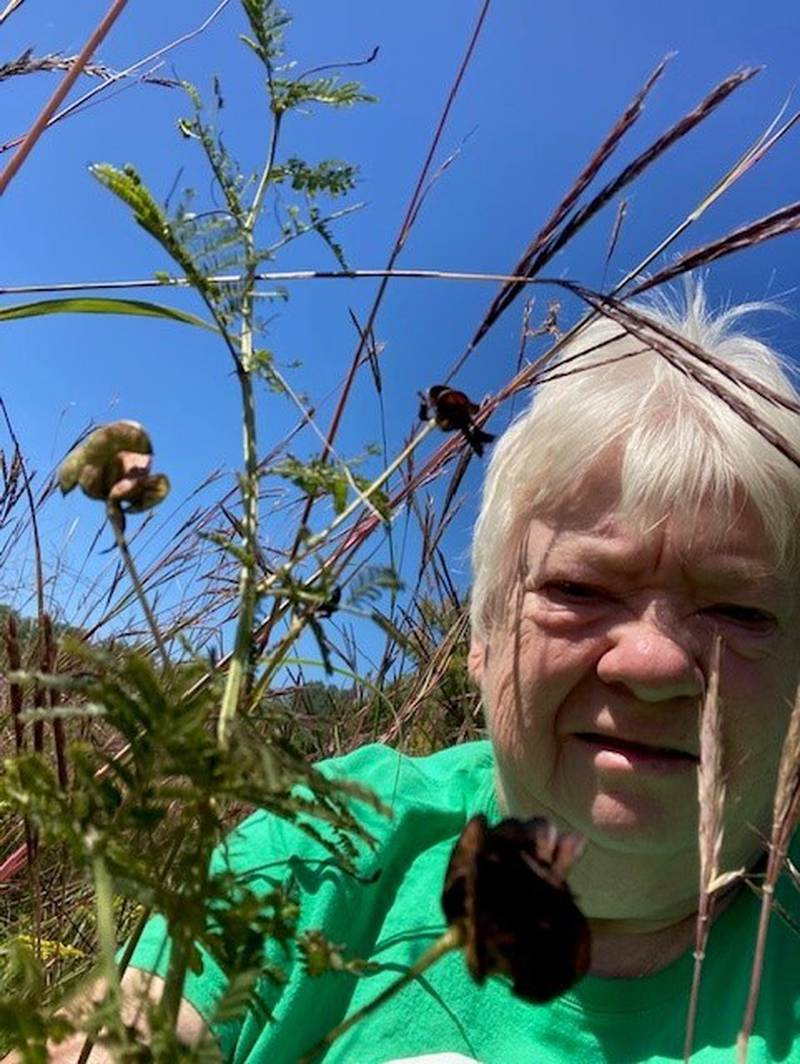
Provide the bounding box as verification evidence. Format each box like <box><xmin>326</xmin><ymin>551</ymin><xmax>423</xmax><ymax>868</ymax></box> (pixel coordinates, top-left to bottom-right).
<box><xmin>129</xmin><ymin>742</ymin><xmax>800</xmax><ymax>1063</ymax></box>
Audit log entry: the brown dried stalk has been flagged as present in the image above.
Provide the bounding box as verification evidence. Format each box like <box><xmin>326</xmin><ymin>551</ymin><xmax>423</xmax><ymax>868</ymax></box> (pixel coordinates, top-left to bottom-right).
<box><xmin>463</xmin><ymin>55</ymin><xmax>671</xmax><ymax>354</ymax></box>
<box><xmin>0</xmin><ymin>48</ymin><xmax>175</xmax><ymax>86</ymax></box>
<box><xmin>5</xmin><ymin>610</ymin><xmax>25</xmax><ymax>754</ymax></box>
<box><xmin>274</xmin><ymin>0</ymin><xmax>493</xmax><ymax>591</ymax></box>
<box><xmin>0</xmin><ymin>2</ymin><xmax>229</xmax><ymax>156</ymax></box>
<box><xmin>685</xmin><ymin>636</ymin><xmax>737</xmax><ymax>1062</ymax></box>
<box><xmin>601</xmin><ymin>198</ymin><xmax>628</xmax><ymax>286</ymax></box>
<box><xmin>737</xmin><ymin>683</ymin><xmax>800</xmax><ymax>1063</ymax></box>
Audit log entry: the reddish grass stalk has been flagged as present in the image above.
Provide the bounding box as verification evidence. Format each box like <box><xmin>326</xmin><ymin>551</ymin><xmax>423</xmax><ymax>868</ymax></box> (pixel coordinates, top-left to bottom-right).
<box><xmin>449</xmin><ymin>65</ymin><xmax>757</xmax><ymax>378</ymax></box>
<box><xmin>278</xmin><ymin>0</ymin><xmax>493</xmax><ymax>567</ymax></box>
<box><xmin>44</xmin><ymin>613</ymin><xmax>69</xmax><ymax>791</ymax></box>
<box><xmin>544</xmin><ymin>282</ymin><xmax>800</xmax><ymax>471</ymax></box>
<box><xmin>257</xmin><ymin>2</ymin><xmax>491</xmax><ymax>656</ymax></box>
<box><xmin>5</xmin><ymin>611</ymin><xmax>25</xmax><ymax>753</ymax></box>
<box><xmin>0</xmin><ymin>0</ymin><xmax>129</xmax><ymax>196</ymax></box>
<box><xmin>630</xmin><ymin>200</ymin><xmax>800</xmax><ymax>296</ymax></box>
<box><xmin>0</xmin><ymin>1</ymin><xmax>230</xmax><ymax>155</ymax></box>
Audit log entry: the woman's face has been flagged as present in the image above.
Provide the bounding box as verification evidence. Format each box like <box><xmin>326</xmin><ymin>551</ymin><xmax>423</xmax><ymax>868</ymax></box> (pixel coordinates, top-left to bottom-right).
<box><xmin>470</xmin><ymin>476</ymin><xmax>799</xmax><ymax>869</ymax></box>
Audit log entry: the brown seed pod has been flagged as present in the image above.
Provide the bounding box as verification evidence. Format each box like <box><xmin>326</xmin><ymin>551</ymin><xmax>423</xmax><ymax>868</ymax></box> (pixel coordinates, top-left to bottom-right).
<box><xmin>59</xmin><ymin>421</ymin><xmax>152</xmax><ymax>494</ymax></box>
<box><xmin>59</xmin><ymin>421</ymin><xmax>169</xmax><ymax>513</ymax></box>
<box><xmin>442</xmin><ymin>814</ymin><xmax>590</xmax><ymax>1003</ymax></box>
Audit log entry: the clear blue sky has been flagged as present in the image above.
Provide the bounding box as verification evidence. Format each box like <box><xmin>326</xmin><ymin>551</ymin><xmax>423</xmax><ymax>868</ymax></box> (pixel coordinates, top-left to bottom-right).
<box><xmin>2</xmin><ymin>1</ymin><xmax>799</xmax><ymax>645</ymax></box>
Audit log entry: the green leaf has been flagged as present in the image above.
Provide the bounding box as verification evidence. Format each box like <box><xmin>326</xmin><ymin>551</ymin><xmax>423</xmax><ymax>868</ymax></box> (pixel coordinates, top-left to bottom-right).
<box><xmin>272</xmin><ymin>76</ymin><xmax>376</xmax><ymax>113</ymax></box>
<box><xmin>271</xmin><ymin>157</ymin><xmax>358</xmax><ymax>197</ymax></box>
<box><xmin>240</xmin><ymin>0</ymin><xmax>290</xmax><ymax>64</ymax></box>
<box><xmin>0</xmin><ymin>297</ymin><xmax>218</xmax><ymax>333</ymax></box>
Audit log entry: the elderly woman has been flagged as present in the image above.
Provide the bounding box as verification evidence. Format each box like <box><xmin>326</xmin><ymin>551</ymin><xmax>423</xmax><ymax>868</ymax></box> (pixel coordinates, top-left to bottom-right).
<box><xmin>41</xmin><ymin>287</ymin><xmax>800</xmax><ymax>1062</ymax></box>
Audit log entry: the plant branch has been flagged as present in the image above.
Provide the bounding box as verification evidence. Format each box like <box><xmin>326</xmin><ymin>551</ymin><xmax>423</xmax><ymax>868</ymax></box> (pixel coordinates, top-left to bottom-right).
<box><xmin>299</xmin><ymin>926</ymin><xmax>463</xmax><ymax>1063</ymax></box>
<box><xmin>106</xmin><ymin>501</ymin><xmax>170</xmax><ymax>669</ymax></box>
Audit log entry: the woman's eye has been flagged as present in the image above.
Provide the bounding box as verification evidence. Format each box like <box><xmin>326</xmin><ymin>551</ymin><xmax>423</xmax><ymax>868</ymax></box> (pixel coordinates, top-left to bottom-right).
<box><xmin>544</xmin><ymin>581</ymin><xmax>608</xmax><ymax>604</ymax></box>
<box><xmin>705</xmin><ymin>604</ymin><xmax>777</xmax><ymax>632</ymax></box>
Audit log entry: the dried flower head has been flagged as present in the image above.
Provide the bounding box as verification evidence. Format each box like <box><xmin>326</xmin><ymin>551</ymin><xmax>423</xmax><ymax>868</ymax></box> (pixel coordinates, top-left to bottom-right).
<box><xmin>58</xmin><ymin>420</ymin><xmax>170</xmax><ymax>512</ymax></box>
<box><xmin>442</xmin><ymin>814</ymin><xmax>590</xmax><ymax>1003</ymax></box>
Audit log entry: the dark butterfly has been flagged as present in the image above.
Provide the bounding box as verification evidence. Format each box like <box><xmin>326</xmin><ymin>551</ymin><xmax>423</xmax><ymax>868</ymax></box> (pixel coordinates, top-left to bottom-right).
<box><xmin>420</xmin><ymin>385</ymin><xmax>495</xmax><ymax>457</ymax></box>
<box><xmin>442</xmin><ymin>814</ymin><xmax>590</xmax><ymax>1003</ymax></box>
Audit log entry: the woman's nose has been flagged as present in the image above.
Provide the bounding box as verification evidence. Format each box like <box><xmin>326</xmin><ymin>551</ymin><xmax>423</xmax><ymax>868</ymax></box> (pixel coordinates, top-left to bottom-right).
<box><xmin>596</xmin><ymin>613</ymin><xmax>704</xmax><ymax>702</ymax></box>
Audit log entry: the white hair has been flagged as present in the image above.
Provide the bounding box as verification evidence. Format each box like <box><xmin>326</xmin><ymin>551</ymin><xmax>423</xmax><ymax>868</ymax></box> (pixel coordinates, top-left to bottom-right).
<box><xmin>470</xmin><ymin>283</ymin><xmax>800</xmax><ymax>640</ymax></box>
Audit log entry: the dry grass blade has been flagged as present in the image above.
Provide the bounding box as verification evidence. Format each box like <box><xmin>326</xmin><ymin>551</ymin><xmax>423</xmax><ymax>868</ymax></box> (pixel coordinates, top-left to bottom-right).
<box><xmin>630</xmin><ymin>199</ymin><xmax>800</xmax><ymax>296</ymax></box>
<box><xmin>463</xmin><ymin>55</ymin><xmax>671</xmax><ymax>357</ymax></box>
<box><xmin>683</xmin><ymin>99</ymin><xmax>800</xmax><ymax>224</ymax></box>
<box><xmin>737</xmin><ymin>683</ymin><xmax>800</xmax><ymax>1063</ymax></box>
<box><xmin>0</xmin><ymin>1</ymin><xmax>231</xmax><ymax>156</ymax></box>
<box><xmin>602</xmin><ymin>198</ymin><xmax>628</xmax><ymax>282</ymax></box>
<box><xmin>685</xmin><ymin>636</ymin><xmax>727</xmax><ymax>1062</ymax></box>
<box><xmin>265</xmin><ymin>0</ymin><xmax>492</xmax><ymax>646</ymax></box>
<box><xmin>461</xmin><ymin>66</ymin><xmax>758</xmax><ymax>365</ymax></box>
<box><xmin>0</xmin><ymin>49</ymin><xmax>176</xmax><ymax>87</ymax></box>
<box><xmin>540</xmin><ymin>67</ymin><xmax>760</xmax><ymax>263</ymax></box>
<box><xmin>519</xmin><ymin>56</ymin><xmax>669</xmax><ymax>264</ymax></box>
<box><xmin>563</xmin><ymin>283</ymin><xmax>800</xmax><ymax>417</ymax></box>
<box><xmin>378</xmin><ymin>610</ymin><xmax>471</xmax><ymax>746</ymax></box>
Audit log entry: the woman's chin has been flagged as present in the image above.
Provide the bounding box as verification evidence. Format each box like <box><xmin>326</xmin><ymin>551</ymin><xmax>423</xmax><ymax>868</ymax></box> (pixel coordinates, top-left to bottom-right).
<box><xmin>578</xmin><ymin>790</ymin><xmax>698</xmax><ymax>855</ymax></box>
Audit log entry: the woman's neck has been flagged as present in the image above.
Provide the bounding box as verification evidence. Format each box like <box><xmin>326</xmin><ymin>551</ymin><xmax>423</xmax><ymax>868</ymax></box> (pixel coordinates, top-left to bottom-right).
<box><xmin>586</xmin><ymin>883</ymin><xmax>741</xmax><ymax>978</ymax></box>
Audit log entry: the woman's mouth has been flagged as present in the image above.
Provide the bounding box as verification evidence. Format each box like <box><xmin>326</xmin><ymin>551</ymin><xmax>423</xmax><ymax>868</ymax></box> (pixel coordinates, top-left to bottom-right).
<box><xmin>573</xmin><ymin>732</ymin><xmax>699</xmax><ymax>772</ymax></box>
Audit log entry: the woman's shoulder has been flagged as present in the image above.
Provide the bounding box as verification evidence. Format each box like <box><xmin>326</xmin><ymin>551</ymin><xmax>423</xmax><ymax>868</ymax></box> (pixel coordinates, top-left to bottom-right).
<box><xmin>317</xmin><ymin>739</ymin><xmax>496</xmax><ymax>809</ymax></box>
<box><xmin>217</xmin><ymin>740</ymin><xmax>496</xmax><ymax>879</ymax></box>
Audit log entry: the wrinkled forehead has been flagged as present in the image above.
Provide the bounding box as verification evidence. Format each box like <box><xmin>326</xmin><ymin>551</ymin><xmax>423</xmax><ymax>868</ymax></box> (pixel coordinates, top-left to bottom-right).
<box><xmin>527</xmin><ymin>457</ymin><xmax>782</xmax><ymax>585</ymax></box>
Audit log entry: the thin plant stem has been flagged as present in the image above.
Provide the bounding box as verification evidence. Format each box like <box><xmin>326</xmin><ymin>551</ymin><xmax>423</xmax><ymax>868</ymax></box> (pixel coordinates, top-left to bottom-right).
<box><xmin>299</xmin><ymin>925</ymin><xmax>463</xmax><ymax>1063</ymax></box>
<box><xmin>106</xmin><ymin>500</ymin><xmax>170</xmax><ymax>669</ymax></box>
<box><xmin>1</xmin><ymin>267</ymin><xmax>609</xmax><ymax>295</ymax></box>
<box><xmin>91</xmin><ymin>841</ymin><xmax>123</xmax><ymax>1042</ymax></box>
<box><xmin>246</xmin><ymin>112</ymin><xmax>282</xmax><ymax>231</ymax></box>
<box><xmin>282</xmin><ymin>421</ymin><xmax>433</xmax><ymax>571</ymax></box>
<box><xmin>216</xmin><ymin>95</ymin><xmax>283</xmax><ymax>746</ymax></box>
<box><xmin>217</xmin><ymin>346</ymin><xmax>259</xmax><ymax>747</ymax></box>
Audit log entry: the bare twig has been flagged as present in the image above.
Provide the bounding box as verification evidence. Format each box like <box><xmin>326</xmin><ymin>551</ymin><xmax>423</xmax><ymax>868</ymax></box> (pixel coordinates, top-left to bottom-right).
<box><xmin>601</xmin><ymin>198</ymin><xmax>628</xmax><ymax>289</ymax></box>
